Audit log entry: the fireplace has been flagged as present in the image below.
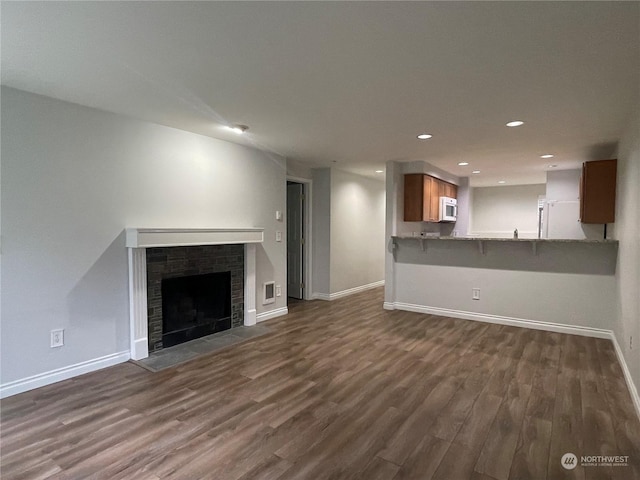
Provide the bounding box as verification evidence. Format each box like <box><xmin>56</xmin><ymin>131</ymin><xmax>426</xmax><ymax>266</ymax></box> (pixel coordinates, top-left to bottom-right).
<box><xmin>146</xmin><ymin>244</ymin><xmax>244</xmax><ymax>352</ymax></box>
<box><xmin>126</xmin><ymin>228</ymin><xmax>263</xmax><ymax>361</ymax></box>
<box><xmin>161</xmin><ymin>271</ymin><xmax>232</xmax><ymax>348</ymax></box>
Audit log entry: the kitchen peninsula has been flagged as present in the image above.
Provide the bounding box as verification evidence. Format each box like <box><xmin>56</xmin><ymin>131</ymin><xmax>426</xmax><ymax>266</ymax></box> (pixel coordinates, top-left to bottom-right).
<box><xmin>384</xmin><ymin>160</ymin><xmax>620</xmax><ymax>340</ymax></box>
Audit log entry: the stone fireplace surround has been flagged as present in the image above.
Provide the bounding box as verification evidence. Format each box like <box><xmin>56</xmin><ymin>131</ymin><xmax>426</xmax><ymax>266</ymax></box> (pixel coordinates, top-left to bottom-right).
<box><xmin>126</xmin><ymin>228</ymin><xmax>263</xmax><ymax>361</ymax></box>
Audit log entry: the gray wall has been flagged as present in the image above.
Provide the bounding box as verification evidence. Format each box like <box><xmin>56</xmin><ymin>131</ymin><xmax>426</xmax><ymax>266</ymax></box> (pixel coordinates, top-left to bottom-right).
<box><xmin>311</xmin><ymin>168</ymin><xmax>386</xmax><ymax>298</ymax></box>
<box><xmin>329</xmin><ymin>169</ymin><xmax>385</xmax><ymax>294</ymax></box>
<box><xmin>311</xmin><ymin>168</ymin><xmax>331</xmax><ymax>296</ymax></box>
<box><xmin>613</xmin><ymin>104</ymin><xmax>640</xmax><ymax>395</ymax></box>
<box><xmin>1</xmin><ymin>87</ymin><xmax>286</xmax><ymax>385</ymax></box>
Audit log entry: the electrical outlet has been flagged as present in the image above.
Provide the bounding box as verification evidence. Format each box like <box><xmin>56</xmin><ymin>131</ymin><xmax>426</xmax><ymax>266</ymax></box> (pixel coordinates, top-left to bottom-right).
<box><xmin>51</xmin><ymin>329</ymin><xmax>64</xmax><ymax>348</ymax></box>
<box><xmin>275</xmin><ymin>285</ymin><xmax>282</xmax><ymax>297</ymax></box>
<box><xmin>276</xmin><ymin>231</ymin><xmax>282</xmax><ymax>242</ymax></box>
<box><xmin>472</xmin><ymin>288</ymin><xmax>480</xmax><ymax>300</ymax></box>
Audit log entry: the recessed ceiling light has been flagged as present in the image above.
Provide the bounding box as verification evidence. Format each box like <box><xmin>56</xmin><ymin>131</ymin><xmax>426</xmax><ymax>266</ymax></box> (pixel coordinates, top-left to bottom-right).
<box><xmin>549</xmin><ymin>164</ymin><xmax>558</xmax><ymax>168</ymax></box>
<box><xmin>472</xmin><ymin>170</ymin><xmax>481</xmax><ymax>174</ymax></box>
<box><xmin>417</xmin><ymin>133</ymin><xmax>432</xmax><ymax>140</ymax></box>
<box><xmin>375</xmin><ymin>170</ymin><xmax>384</xmax><ymax>173</ymax></box>
<box><xmin>458</xmin><ymin>162</ymin><xmax>469</xmax><ymax>166</ymax></box>
<box><xmin>506</xmin><ymin>121</ymin><xmax>524</xmax><ymax>127</ymax></box>
<box><xmin>226</xmin><ymin>124</ymin><xmax>249</xmax><ymax>134</ymax></box>
<box><xmin>498</xmin><ymin>180</ymin><xmax>506</xmax><ymax>184</ymax></box>
<box><xmin>540</xmin><ymin>154</ymin><xmax>554</xmax><ymax>159</ymax></box>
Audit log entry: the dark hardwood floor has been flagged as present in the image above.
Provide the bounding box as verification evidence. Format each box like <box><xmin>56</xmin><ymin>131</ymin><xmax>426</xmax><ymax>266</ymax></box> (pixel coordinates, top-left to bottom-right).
<box><xmin>2</xmin><ymin>288</ymin><xmax>639</xmax><ymax>480</ymax></box>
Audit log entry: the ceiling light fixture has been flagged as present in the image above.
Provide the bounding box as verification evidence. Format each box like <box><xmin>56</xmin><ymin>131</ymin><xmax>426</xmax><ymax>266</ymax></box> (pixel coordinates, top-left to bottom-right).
<box><xmin>226</xmin><ymin>124</ymin><xmax>249</xmax><ymax>134</ymax></box>
<box><xmin>506</xmin><ymin>120</ymin><xmax>524</xmax><ymax>127</ymax></box>
<box><xmin>498</xmin><ymin>180</ymin><xmax>506</xmax><ymax>184</ymax></box>
<box><xmin>472</xmin><ymin>170</ymin><xmax>481</xmax><ymax>174</ymax></box>
<box><xmin>458</xmin><ymin>162</ymin><xmax>469</xmax><ymax>166</ymax></box>
<box><xmin>417</xmin><ymin>133</ymin><xmax>432</xmax><ymax>140</ymax></box>
<box><xmin>540</xmin><ymin>154</ymin><xmax>554</xmax><ymax>159</ymax></box>
<box><xmin>375</xmin><ymin>170</ymin><xmax>384</xmax><ymax>173</ymax></box>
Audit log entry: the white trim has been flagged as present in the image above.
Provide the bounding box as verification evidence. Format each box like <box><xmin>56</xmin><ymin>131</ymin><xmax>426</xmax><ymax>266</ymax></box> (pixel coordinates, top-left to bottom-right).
<box><xmin>256</xmin><ymin>307</ymin><xmax>289</xmax><ymax>323</ymax></box>
<box><xmin>128</xmin><ymin>248</ymin><xmax>149</xmax><ymax>360</ymax></box>
<box><xmin>313</xmin><ymin>280</ymin><xmax>385</xmax><ymax>301</ymax></box>
<box><xmin>312</xmin><ymin>293</ymin><xmax>331</xmax><ymax>301</ymax></box>
<box><xmin>611</xmin><ymin>333</ymin><xmax>640</xmax><ymax>420</ymax></box>
<box><xmin>383</xmin><ymin>301</ymin><xmax>395</xmax><ymax>310</ymax></box>
<box><xmin>125</xmin><ymin>228</ymin><xmax>264</xmax><ymax>248</ymax></box>
<box><xmin>0</xmin><ymin>351</ymin><xmax>130</xmax><ymax>399</ymax></box>
<box><xmin>244</xmin><ymin>243</ymin><xmax>258</xmax><ymax>326</ymax></box>
<box><xmin>390</xmin><ymin>302</ymin><xmax>612</xmax><ymax>338</ymax></box>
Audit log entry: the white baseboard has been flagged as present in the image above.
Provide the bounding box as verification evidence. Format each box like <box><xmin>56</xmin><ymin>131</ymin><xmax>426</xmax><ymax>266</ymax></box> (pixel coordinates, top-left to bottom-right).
<box><xmin>610</xmin><ymin>333</ymin><xmax>640</xmax><ymax>420</ymax></box>
<box><xmin>256</xmin><ymin>306</ymin><xmax>288</xmax><ymax>323</ymax></box>
<box><xmin>389</xmin><ymin>301</ymin><xmax>640</xmax><ymax>421</ymax></box>
<box><xmin>0</xmin><ymin>351</ymin><xmax>130</xmax><ymax>399</ymax></box>
<box><xmin>392</xmin><ymin>302</ymin><xmax>612</xmax><ymax>338</ymax></box>
<box><xmin>313</xmin><ymin>280</ymin><xmax>385</xmax><ymax>302</ymax></box>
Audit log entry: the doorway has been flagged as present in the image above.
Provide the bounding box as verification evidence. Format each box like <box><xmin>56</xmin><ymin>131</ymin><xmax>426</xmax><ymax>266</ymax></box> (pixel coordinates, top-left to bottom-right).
<box><xmin>286</xmin><ymin>178</ymin><xmax>311</xmax><ymax>302</ymax></box>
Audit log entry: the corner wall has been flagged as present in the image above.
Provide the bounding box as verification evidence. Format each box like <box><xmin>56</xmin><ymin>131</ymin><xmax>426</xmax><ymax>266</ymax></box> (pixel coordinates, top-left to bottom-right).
<box><xmin>0</xmin><ymin>87</ymin><xmax>287</xmax><ymax>390</ymax></box>
<box><xmin>329</xmin><ymin>169</ymin><xmax>385</xmax><ymax>295</ymax></box>
<box><xmin>613</xmin><ymin>104</ymin><xmax>640</xmax><ymax>406</ymax></box>
<box><xmin>311</xmin><ymin>168</ymin><xmax>385</xmax><ymax>299</ymax></box>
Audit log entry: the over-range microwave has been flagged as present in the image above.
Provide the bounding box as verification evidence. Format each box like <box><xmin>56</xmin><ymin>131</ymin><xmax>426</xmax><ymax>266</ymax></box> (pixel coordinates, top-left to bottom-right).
<box><xmin>439</xmin><ymin>196</ymin><xmax>457</xmax><ymax>222</ymax></box>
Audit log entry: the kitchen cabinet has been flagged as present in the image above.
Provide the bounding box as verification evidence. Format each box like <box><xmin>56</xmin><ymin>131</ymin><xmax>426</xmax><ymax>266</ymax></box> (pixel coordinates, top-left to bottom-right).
<box><xmin>404</xmin><ymin>174</ymin><xmax>457</xmax><ymax>222</ymax></box>
<box><xmin>580</xmin><ymin>159</ymin><xmax>616</xmax><ymax>224</ymax></box>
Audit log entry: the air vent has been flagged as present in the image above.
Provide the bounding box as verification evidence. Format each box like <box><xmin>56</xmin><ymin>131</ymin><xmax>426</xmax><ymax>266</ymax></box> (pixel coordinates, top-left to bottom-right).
<box><xmin>263</xmin><ymin>281</ymin><xmax>275</xmax><ymax>305</ymax></box>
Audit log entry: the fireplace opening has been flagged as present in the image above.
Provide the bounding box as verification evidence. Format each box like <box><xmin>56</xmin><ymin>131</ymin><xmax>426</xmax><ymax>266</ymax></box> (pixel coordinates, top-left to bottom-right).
<box><xmin>161</xmin><ymin>271</ymin><xmax>232</xmax><ymax>348</ymax></box>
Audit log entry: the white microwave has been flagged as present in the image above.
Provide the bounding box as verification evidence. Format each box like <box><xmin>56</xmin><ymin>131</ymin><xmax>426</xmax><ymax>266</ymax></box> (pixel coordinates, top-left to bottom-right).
<box><xmin>439</xmin><ymin>196</ymin><xmax>457</xmax><ymax>222</ymax></box>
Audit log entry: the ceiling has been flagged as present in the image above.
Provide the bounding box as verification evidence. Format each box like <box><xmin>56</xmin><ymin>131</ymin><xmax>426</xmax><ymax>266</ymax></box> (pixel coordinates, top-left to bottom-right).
<box><xmin>2</xmin><ymin>2</ymin><xmax>638</xmax><ymax>186</ymax></box>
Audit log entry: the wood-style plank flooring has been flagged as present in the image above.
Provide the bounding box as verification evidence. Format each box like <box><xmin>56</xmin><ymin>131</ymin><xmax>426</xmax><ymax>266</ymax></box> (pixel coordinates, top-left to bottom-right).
<box><xmin>2</xmin><ymin>288</ymin><xmax>639</xmax><ymax>480</ymax></box>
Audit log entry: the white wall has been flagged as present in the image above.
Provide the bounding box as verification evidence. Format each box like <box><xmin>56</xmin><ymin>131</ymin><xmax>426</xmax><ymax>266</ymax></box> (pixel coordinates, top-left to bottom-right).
<box><xmin>1</xmin><ymin>87</ymin><xmax>287</xmax><ymax>387</ymax></box>
<box><xmin>329</xmin><ymin>169</ymin><xmax>385</xmax><ymax>294</ymax></box>
<box><xmin>470</xmin><ymin>184</ymin><xmax>545</xmax><ymax>238</ymax></box>
<box><xmin>612</xmin><ymin>104</ymin><xmax>640</xmax><ymax>400</ymax></box>
<box><xmin>546</xmin><ymin>169</ymin><xmax>580</xmax><ymax>201</ymax></box>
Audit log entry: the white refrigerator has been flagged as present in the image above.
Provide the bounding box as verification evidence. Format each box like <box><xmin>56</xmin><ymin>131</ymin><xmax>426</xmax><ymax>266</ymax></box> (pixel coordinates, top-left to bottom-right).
<box><xmin>542</xmin><ymin>200</ymin><xmax>586</xmax><ymax>239</ymax></box>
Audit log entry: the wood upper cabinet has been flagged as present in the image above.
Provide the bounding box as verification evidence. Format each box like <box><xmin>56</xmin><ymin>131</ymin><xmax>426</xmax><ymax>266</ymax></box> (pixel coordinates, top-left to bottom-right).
<box><xmin>580</xmin><ymin>159</ymin><xmax>617</xmax><ymax>224</ymax></box>
<box><xmin>404</xmin><ymin>174</ymin><xmax>457</xmax><ymax>222</ymax></box>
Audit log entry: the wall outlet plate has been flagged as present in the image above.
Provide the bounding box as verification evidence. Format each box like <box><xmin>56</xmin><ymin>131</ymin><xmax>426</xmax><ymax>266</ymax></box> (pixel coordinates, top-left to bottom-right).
<box><xmin>51</xmin><ymin>329</ymin><xmax>64</xmax><ymax>348</ymax></box>
<box><xmin>472</xmin><ymin>288</ymin><xmax>480</xmax><ymax>300</ymax></box>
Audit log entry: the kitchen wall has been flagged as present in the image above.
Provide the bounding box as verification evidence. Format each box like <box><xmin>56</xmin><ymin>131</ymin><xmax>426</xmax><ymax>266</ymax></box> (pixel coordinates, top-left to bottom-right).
<box><xmin>612</xmin><ymin>104</ymin><xmax>640</xmax><ymax>405</ymax></box>
<box><xmin>1</xmin><ymin>87</ymin><xmax>287</xmax><ymax>390</ymax></box>
<box><xmin>470</xmin><ymin>184</ymin><xmax>545</xmax><ymax>238</ymax></box>
<box><xmin>311</xmin><ymin>168</ymin><xmax>386</xmax><ymax>298</ymax></box>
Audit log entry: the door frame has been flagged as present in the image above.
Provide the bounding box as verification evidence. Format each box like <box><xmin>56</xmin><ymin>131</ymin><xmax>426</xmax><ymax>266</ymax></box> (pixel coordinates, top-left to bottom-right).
<box><xmin>286</xmin><ymin>175</ymin><xmax>313</xmax><ymax>300</ymax></box>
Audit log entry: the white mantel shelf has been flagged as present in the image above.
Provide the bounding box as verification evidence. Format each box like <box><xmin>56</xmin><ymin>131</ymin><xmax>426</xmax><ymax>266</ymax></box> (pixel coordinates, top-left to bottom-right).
<box><xmin>126</xmin><ymin>228</ymin><xmax>264</xmax><ymax>248</ymax></box>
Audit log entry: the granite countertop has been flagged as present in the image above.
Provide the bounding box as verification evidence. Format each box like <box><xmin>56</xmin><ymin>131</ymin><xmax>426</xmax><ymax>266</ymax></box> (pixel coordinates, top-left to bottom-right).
<box><xmin>392</xmin><ymin>235</ymin><xmax>618</xmax><ymax>244</ymax></box>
